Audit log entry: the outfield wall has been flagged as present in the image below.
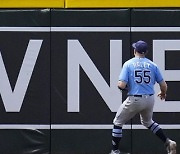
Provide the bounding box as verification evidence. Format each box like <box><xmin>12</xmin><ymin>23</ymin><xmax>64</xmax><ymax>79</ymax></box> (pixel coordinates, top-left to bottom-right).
<box><xmin>0</xmin><ymin>7</ymin><xmax>180</xmax><ymax>154</ymax></box>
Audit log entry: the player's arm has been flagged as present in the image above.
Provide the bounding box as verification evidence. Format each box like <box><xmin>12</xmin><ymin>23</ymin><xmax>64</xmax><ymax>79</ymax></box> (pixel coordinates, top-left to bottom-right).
<box><xmin>118</xmin><ymin>62</ymin><xmax>129</xmax><ymax>91</ymax></box>
<box><xmin>155</xmin><ymin>66</ymin><xmax>167</xmax><ymax>100</ymax></box>
<box><xmin>157</xmin><ymin>80</ymin><xmax>167</xmax><ymax>100</ymax></box>
<box><xmin>118</xmin><ymin>80</ymin><xmax>128</xmax><ymax>91</ymax></box>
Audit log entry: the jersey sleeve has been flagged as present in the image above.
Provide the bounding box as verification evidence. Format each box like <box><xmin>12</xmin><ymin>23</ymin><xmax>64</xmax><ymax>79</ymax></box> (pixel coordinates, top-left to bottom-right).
<box><xmin>119</xmin><ymin>62</ymin><xmax>129</xmax><ymax>83</ymax></box>
<box><xmin>155</xmin><ymin>66</ymin><xmax>164</xmax><ymax>83</ymax></box>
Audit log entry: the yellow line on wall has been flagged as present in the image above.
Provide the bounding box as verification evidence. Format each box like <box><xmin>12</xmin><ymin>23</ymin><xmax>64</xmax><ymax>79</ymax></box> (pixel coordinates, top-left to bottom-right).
<box><xmin>1</xmin><ymin>0</ymin><xmax>180</xmax><ymax>8</ymax></box>
<box><xmin>0</xmin><ymin>0</ymin><xmax>64</xmax><ymax>8</ymax></box>
<box><xmin>66</xmin><ymin>0</ymin><xmax>180</xmax><ymax>8</ymax></box>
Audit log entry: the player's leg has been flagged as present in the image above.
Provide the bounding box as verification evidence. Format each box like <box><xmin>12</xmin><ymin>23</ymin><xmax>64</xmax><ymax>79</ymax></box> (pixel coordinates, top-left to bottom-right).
<box><xmin>111</xmin><ymin>102</ymin><xmax>125</xmax><ymax>153</ymax></box>
<box><xmin>140</xmin><ymin>95</ymin><xmax>167</xmax><ymax>142</ymax></box>
<box><xmin>110</xmin><ymin>96</ymin><xmax>140</xmax><ymax>153</ymax></box>
<box><xmin>111</xmin><ymin>125</ymin><xmax>122</xmax><ymax>154</ymax></box>
<box><xmin>141</xmin><ymin>114</ymin><xmax>176</xmax><ymax>154</ymax></box>
<box><xmin>140</xmin><ymin>95</ymin><xmax>176</xmax><ymax>153</ymax></box>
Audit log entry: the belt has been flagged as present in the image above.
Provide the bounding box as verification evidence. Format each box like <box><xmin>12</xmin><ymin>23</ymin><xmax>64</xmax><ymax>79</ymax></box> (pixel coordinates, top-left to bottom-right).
<box><xmin>133</xmin><ymin>94</ymin><xmax>153</xmax><ymax>97</ymax></box>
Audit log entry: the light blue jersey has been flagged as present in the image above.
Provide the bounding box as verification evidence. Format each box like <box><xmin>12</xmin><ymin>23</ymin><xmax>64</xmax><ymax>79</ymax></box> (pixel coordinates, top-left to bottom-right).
<box><xmin>119</xmin><ymin>57</ymin><xmax>163</xmax><ymax>95</ymax></box>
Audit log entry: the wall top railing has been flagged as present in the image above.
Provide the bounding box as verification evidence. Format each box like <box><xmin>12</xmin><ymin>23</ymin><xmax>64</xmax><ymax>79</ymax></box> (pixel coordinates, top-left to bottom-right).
<box><xmin>1</xmin><ymin>0</ymin><xmax>180</xmax><ymax>8</ymax></box>
<box><xmin>66</xmin><ymin>0</ymin><xmax>180</xmax><ymax>8</ymax></box>
<box><xmin>0</xmin><ymin>0</ymin><xmax>64</xmax><ymax>8</ymax></box>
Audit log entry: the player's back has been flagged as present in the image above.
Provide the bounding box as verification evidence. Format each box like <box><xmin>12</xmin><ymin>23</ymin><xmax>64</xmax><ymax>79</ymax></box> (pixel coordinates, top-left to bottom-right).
<box><xmin>124</xmin><ymin>57</ymin><xmax>162</xmax><ymax>95</ymax></box>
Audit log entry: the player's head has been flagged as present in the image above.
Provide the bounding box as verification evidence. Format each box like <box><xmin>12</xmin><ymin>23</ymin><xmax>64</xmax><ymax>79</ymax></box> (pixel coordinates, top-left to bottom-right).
<box><xmin>132</xmin><ymin>40</ymin><xmax>148</xmax><ymax>55</ymax></box>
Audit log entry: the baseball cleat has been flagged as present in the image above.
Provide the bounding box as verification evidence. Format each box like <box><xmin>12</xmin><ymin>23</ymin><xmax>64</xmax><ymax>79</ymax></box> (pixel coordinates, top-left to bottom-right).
<box><xmin>109</xmin><ymin>149</ymin><xmax>121</xmax><ymax>154</ymax></box>
<box><xmin>109</xmin><ymin>149</ymin><xmax>130</xmax><ymax>154</ymax></box>
<box><xmin>165</xmin><ymin>139</ymin><xmax>177</xmax><ymax>154</ymax></box>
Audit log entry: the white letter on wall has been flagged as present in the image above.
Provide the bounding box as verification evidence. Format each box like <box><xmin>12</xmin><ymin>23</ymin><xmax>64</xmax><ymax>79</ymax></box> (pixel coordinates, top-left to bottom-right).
<box><xmin>153</xmin><ymin>40</ymin><xmax>180</xmax><ymax>112</ymax></box>
<box><xmin>0</xmin><ymin>40</ymin><xmax>43</xmax><ymax>112</ymax></box>
<box><xmin>67</xmin><ymin>40</ymin><xmax>122</xmax><ymax>112</ymax></box>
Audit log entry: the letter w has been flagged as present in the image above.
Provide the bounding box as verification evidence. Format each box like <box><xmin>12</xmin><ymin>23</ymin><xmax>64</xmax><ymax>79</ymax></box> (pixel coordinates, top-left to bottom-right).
<box><xmin>0</xmin><ymin>40</ymin><xmax>43</xmax><ymax>112</ymax></box>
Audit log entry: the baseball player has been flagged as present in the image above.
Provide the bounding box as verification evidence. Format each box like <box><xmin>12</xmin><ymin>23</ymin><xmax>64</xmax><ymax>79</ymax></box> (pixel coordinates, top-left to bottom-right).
<box><xmin>110</xmin><ymin>40</ymin><xmax>177</xmax><ymax>154</ymax></box>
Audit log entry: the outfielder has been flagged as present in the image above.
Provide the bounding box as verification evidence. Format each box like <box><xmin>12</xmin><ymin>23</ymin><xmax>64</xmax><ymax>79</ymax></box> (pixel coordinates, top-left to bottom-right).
<box><xmin>110</xmin><ymin>40</ymin><xmax>177</xmax><ymax>154</ymax></box>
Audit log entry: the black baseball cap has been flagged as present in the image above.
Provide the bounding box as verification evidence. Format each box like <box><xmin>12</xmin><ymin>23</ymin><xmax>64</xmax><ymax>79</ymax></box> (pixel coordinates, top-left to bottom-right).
<box><xmin>132</xmin><ymin>40</ymin><xmax>148</xmax><ymax>54</ymax></box>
